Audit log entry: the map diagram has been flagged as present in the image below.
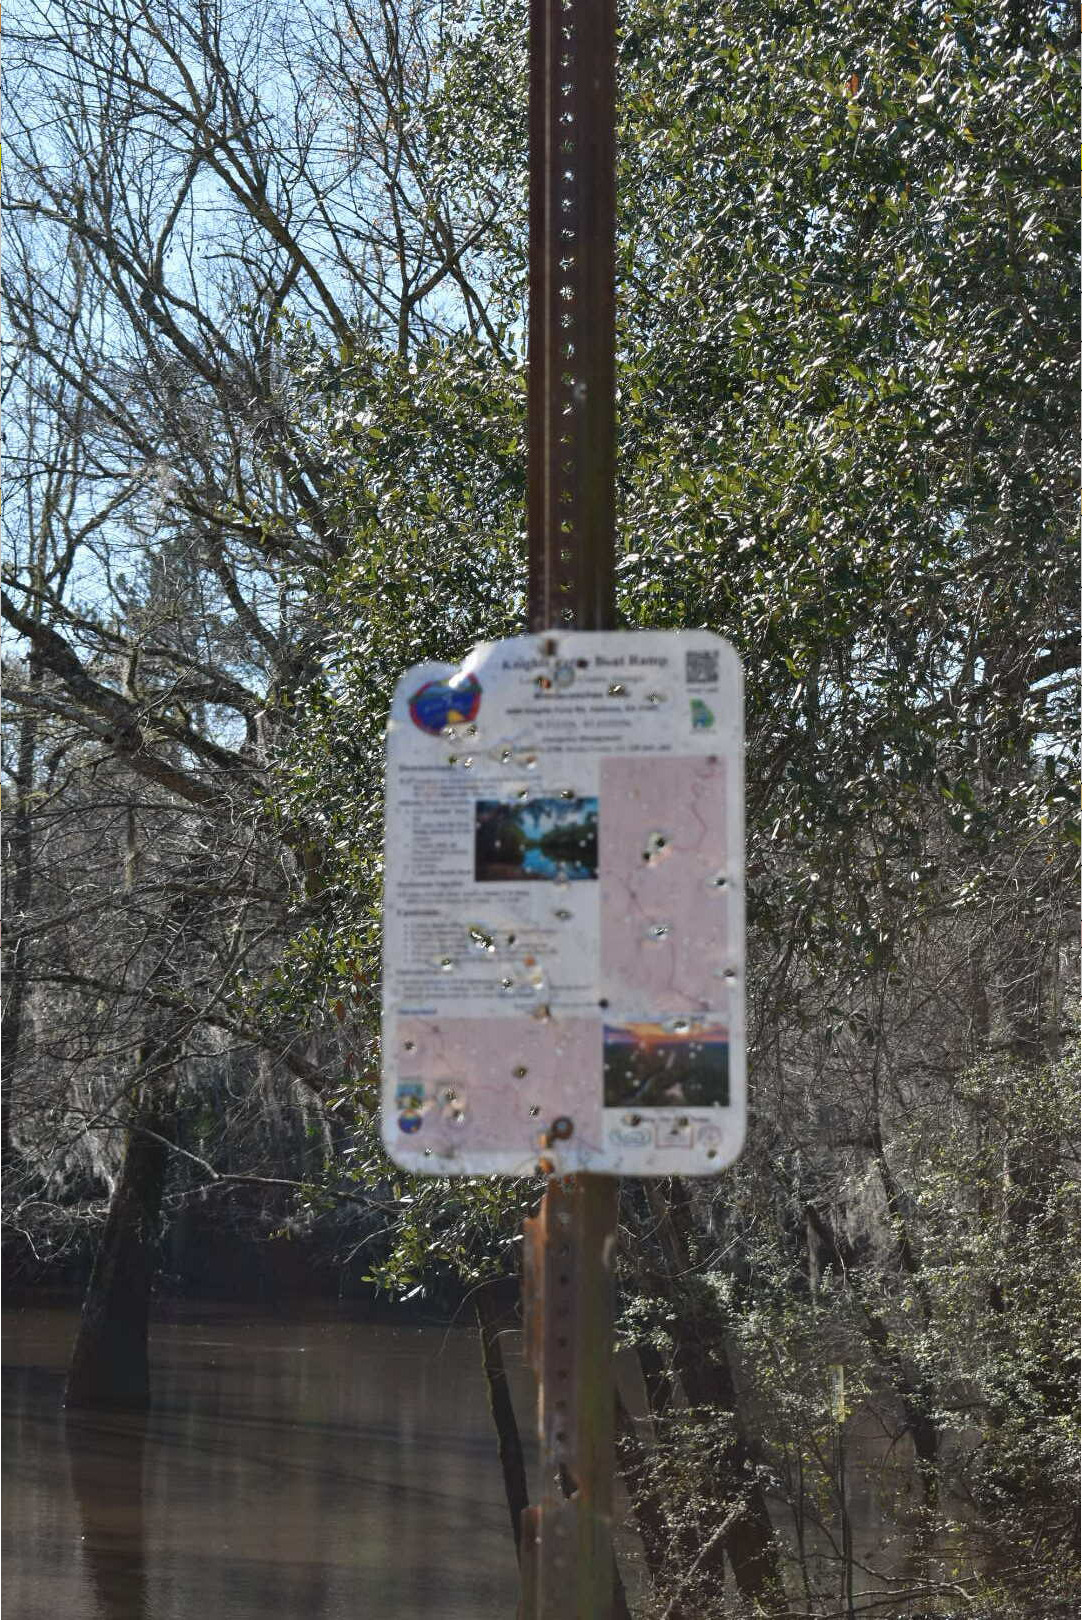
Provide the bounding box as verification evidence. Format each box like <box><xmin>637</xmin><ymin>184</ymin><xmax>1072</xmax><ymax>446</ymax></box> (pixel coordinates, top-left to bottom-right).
<box><xmin>599</xmin><ymin>754</ymin><xmax>731</xmax><ymax>1015</ymax></box>
<box><xmin>393</xmin><ymin>1016</ymin><xmax>603</xmax><ymax>1171</ymax></box>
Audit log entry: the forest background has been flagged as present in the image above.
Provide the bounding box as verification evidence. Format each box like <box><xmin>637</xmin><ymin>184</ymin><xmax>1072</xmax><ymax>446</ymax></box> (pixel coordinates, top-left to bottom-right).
<box><xmin>2</xmin><ymin>0</ymin><xmax>1078</xmax><ymax>1615</ymax></box>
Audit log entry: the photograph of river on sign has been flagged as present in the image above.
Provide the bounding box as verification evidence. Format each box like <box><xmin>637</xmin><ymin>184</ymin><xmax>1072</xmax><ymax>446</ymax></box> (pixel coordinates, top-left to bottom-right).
<box><xmin>603</xmin><ymin>1021</ymin><xmax>730</xmax><ymax>1108</ymax></box>
<box><xmin>474</xmin><ymin>796</ymin><xmax>599</xmax><ymax>882</ymax></box>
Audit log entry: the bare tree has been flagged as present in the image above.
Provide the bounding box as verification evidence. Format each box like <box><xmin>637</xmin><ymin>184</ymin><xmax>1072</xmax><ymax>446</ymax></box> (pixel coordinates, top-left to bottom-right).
<box><xmin>2</xmin><ymin>0</ymin><xmax>511</xmax><ymax>1402</ymax></box>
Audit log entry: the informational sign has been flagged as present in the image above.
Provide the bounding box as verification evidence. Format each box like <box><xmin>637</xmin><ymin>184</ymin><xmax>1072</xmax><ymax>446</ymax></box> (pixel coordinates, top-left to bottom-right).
<box><xmin>381</xmin><ymin>630</ymin><xmax>744</xmax><ymax>1176</ymax></box>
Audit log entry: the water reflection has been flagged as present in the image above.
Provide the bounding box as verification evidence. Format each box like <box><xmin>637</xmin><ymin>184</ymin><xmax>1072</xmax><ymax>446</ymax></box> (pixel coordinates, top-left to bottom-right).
<box><xmin>520</xmin><ymin>847</ymin><xmax>592</xmax><ymax>880</ymax></box>
<box><xmin>65</xmin><ymin>1411</ymin><xmax>149</xmax><ymax>1620</ymax></box>
<box><xmin>3</xmin><ymin>1304</ymin><xmax>945</xmax><ymax>1620</ymax></box>
<box><xmin>3</xmin><ymin>1305</ymin><xmax>523</xmax><ymax>1620</ymax></box>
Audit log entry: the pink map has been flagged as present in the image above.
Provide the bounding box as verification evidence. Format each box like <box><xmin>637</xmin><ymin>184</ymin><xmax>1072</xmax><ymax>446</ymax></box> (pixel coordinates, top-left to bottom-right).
<box><xmin>392</xmin><ymin>1015</ymin><xmax>602</xmax><ymax>1170</ymax></box>
<box><xmin>599</xmin><ymin>754</ymin><xmax>730</xmax><ymax>1014</ymax></box>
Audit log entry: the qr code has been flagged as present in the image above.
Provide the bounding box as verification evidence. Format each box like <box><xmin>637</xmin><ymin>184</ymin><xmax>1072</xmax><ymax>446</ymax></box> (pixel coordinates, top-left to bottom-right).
<box><xmin>685</xmin><ymin>649</ymin><xmax>719</xmax><ymax>685</ymax></box>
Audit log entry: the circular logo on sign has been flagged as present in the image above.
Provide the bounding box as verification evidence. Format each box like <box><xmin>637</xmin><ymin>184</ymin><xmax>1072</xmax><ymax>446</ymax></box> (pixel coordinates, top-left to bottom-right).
<box><xmin>398</xmin><ymin>1113</ymin><xmax>423</xmax><ymax>1134</ymax></box>
<box><xmin>408</xmin><ymin>673</ymin><xmax>482</xmax><ymax>735</ymax></box>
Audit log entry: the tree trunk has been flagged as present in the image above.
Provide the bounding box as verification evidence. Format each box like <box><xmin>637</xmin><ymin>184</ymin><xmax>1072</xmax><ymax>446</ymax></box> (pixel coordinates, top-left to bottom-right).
<box><xmin>1</xmin><ymin>692</ymin><xmax>39</xmax><ymax>1166</ymax></box>
<box><xmin>644</xmin><ymin>1180</ymin><xmax>783</xmax><ymax>1607</ymax></box>
<box><xmin>65</xmin><ymin>1108</ymin><xmax>173</xmax><ymax>1411</ymax></box>
<box><xmin>474</xmin><ymin>1277</ymin><xmax>530</xmax><ymax>1560</ymax></box>
<box><xmin>666</xmin><ymin>1307</ymin><xmax>781</xmax><ymax>1600</ymax></box>
<box><xmin>615</xmin><ymin>1384</ymin><xmax>684</xmax><ymax>1609</ymax></box>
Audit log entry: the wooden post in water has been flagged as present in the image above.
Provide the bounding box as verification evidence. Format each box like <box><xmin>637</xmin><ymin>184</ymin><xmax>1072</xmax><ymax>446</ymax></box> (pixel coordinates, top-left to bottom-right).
<box><xmin>520</xmin><ymin>2</ymin><xmax>619</xmax><ymax>1616</ymax></box>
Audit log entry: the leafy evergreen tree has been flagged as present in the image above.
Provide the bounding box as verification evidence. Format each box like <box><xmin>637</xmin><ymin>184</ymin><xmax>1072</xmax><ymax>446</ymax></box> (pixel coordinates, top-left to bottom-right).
<box><xmin>273</xmin><ymin>0</ymin><xmax>1077</xmax><ymax>1608</ymax></box>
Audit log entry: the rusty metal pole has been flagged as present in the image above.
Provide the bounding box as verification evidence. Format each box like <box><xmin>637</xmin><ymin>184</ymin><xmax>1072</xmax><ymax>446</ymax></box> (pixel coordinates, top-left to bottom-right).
<box><xmin>521</xmin><ymin>1178</ymin><xmax>619</xmax><ymax>1619</ymax></box>
<box><xmin>527</xmin><ymin>0</ymin><xmax>616</xmax><ymax>636</ymax></box>
<box><xmin>521</xmin><ymin>1</ymin><xmax>619</xmax><ymax>1616</ymax></box>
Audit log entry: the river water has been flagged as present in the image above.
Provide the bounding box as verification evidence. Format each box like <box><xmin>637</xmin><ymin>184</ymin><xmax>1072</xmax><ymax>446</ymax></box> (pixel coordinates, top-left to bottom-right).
<box><xmin>3</xmin><ymin>1302</ymin><xmax>526</xmax><ymax>1620</ymax></box>
<box><xmin>4</xmin><ymin>1300</ymin><xmax>977</xmax><ymax>1620</ymax></box>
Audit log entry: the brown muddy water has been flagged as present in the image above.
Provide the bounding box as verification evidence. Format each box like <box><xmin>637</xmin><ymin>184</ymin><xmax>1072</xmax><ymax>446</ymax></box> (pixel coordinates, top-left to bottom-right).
<box><xmin>3</xmin><ymin>1303</ymin><xmax>528</xmax><ymax>1620</ymax></box>
<box><xmin>4</xmin><ymin>1301</ymin><xmax>965</xmax><ymax>1620</ymax></box>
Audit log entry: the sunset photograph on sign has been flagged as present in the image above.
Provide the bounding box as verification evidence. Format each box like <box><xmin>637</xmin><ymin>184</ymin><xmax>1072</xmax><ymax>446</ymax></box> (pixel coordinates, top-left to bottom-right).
<box><xmin>603</xmin><ymin>1020</ymin><xmax>730</xmax><ymax>1108</ymax></box>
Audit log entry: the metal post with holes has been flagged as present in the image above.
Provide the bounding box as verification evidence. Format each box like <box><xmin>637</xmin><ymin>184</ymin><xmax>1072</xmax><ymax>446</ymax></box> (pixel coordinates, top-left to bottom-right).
<box><xmin>527</xmin><ymin>0</ymin><xmax>616</xmax><ymax>636</ymax></box>
<box><xmin>520</xmin><ymin>1</ymin><xmax>620</xmax><ymax>1616</ymax></box>
<box><xmin>520</xmin><ymin>1178</ymin><xmax>620</xmax><ymax>1618</ymax></box>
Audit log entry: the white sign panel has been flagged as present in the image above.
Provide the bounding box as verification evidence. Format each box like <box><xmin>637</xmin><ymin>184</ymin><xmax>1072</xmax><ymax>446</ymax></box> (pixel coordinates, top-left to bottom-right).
<box><xmin>381</xmin><ymin>630</ymin><xmax>744</xmax><ymax>1176</ymax></box>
